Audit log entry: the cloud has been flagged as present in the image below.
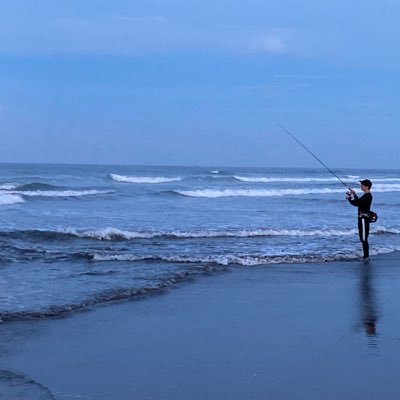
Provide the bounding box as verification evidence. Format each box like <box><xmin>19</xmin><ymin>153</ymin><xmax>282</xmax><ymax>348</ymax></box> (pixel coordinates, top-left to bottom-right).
<box><xmin>248</xmin><ymin>33</ymin><xmax>286</xmax><ymax>54</ymax></box>
<box><xmin>0</xmin><ymin>9</ymin><xmax>292</xmax><ymax>57</ymax></box>
<box><xmin>1</xmin><ymin>0</ymin><xmax>400</xmax><ymax>68</ymax></box>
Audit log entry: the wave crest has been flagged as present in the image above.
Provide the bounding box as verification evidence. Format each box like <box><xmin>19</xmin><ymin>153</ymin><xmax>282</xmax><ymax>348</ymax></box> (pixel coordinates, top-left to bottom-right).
<box><xmin>3</xmin><ymin>226</ymin><xmax>397</xmax><ymax>241</ymax></box>
<box><xmin>14</xmin><ymin>189</ymin><xmax>113</xmax><ymax>198</ymax></box>
<box><xmin>60</xmin><ymin>227</ymin><xmax>361</xmax><ymax>240</ymax></box>
<box><xmin>373</xmin><ymin>183</ymin><xmax>400</xmax><ymax>191</ymax></box>
<box><xmin>91</xmin><ymin>252</ymin><xmax>361</xmax><ymax>266</ymax></box>
<box><xmin>176</xmin><ymin>188</ymin><xmax>345</xmax><ymax>198</ymax></box>
<box><xmin>0</xmin><ymin>194</ymin><xmax>25</xmax><ymax>206</ymax></box>
<box><xmin>0</xmin><ymin>183</ymin><xmax>18</xmax><ymax>190</ymax></box>
<box><xmin>110</xmin><ymin>174</ymin><xmax>181</xmax><ymax>184</ymax></box>
<box><xmin>177</xmin><ymin>184</ymin><xmax>400</xmax><ymax>197</ymax></box>
<box><xmin>16</xmin><ymin>182</ymin><xmax>58</xmax><ymax>191</ymax></box>
<box><xmin>2</xmin><ymin>182</ymin><xmax>113</xmax><ymax>198</ymax></box>
<box><xmin>233</xmin><ymin>176</ymin><xmax>341</xmax><ymax>183</ymax></box>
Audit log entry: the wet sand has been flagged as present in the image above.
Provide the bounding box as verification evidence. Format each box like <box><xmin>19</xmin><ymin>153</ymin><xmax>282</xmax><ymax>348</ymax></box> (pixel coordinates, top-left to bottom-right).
<box><xmin>1</xmin><ymin>253</ymin><xmax>400</xmax><ymax>399</ymax></box>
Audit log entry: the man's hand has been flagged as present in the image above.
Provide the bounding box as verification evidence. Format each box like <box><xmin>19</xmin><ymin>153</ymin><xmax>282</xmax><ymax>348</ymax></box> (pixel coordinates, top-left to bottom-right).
<box><xmin>346</xmin><ymin>188</ymin><xmax>355</xmax><ymax>199</ymax></box>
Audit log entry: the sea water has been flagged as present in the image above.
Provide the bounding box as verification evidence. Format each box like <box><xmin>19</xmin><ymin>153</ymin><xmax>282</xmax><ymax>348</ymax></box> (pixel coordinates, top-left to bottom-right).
<box><xmin>1</xmin><ymin>163</ymin><xmax>399</xmax><ymax>320</ymax></box>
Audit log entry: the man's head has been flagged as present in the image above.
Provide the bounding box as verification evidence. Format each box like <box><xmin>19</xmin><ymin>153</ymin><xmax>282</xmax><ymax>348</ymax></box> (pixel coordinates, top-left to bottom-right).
<box><xmin>360</xmin><ymin>179</ymin><xmax>372</xmax><ymax>190</ymax></box>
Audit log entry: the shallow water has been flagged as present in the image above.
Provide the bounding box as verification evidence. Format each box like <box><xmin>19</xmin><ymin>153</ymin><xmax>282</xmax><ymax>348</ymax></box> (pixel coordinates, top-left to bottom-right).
<box><xmin>1</xmin><ymin>163</ymin><xmax>399</xmax><ymax>319</ymax></box>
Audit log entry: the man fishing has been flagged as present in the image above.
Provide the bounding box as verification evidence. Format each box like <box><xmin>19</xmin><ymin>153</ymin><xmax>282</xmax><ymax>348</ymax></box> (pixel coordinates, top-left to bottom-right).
<box><xmin>279</xmin><ymin>126</ymin><xmax>376</xmax><ymax>262</ymax></box>
<box><xmin>346</xmin><ymin>179</ymin><xmax>373</xmax><ymax>262</ymax></box>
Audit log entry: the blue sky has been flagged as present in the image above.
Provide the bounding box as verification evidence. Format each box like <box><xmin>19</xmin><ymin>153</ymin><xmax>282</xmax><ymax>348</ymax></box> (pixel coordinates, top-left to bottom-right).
<box><xmin>0</xmin><ymin>0</ymin><xmax>399</xmax><ymax>168</ymax></box>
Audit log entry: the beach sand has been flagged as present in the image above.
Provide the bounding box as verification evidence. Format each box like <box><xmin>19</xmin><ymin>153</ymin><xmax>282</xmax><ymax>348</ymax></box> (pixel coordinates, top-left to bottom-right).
<box><xmin>1</xmin><ymin>253</ymin><xmax>400</xmax><ymax>399</ymax></box>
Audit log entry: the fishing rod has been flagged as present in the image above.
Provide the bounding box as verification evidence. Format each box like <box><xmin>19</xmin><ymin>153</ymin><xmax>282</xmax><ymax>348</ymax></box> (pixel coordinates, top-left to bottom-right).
<box><xmin>278</xmin><ymin>124</ymin><xmax>351</xmax><ymax>190</ymax></box>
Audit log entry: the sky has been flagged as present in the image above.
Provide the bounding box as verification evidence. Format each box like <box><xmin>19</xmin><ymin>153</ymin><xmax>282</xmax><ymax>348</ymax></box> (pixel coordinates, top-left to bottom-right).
<box><xmin>0</xmin><ymin>0</ymin><xmax>399</xmax><ymax>168</ymax></box>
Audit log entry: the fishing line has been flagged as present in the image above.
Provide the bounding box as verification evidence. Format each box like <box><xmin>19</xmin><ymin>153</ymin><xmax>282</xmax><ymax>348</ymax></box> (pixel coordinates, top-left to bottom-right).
<box><xmin>278</xmin><ymin>124</ymin><xmax>351</xmax><ymax>189</ymax></box>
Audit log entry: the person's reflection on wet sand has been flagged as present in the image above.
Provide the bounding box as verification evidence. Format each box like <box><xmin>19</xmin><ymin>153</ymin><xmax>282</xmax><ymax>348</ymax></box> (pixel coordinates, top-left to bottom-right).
<box><xmin>359</xmin><ymin>263</ymin><xmax>378</xmax><ymax>340</ymax></box>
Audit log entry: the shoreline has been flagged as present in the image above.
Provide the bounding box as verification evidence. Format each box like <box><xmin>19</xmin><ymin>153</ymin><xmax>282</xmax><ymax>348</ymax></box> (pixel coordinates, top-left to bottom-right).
<box><xmin>1</xmin><ymin>253</ymin><xmax>400</xmax><ymax>399</ymax></box>
<box><xmin>1</xmin><ymin>251</ymin><xmax>397</xmax><ymax>324</ymax></box>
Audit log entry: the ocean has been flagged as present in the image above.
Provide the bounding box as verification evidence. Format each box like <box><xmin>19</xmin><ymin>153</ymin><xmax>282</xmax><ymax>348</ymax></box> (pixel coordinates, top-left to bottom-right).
<box><xmin>1</xmin><ymin>163</ymin><xmax>399</xmax><ymax>321</ymax></box>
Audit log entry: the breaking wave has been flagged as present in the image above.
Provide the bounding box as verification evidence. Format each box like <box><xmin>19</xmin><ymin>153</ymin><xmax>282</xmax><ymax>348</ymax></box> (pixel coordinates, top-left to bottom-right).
<box><xmin>72</xmin><ymin>227</ymin><xmax>359</xmax><ymax>239</ymax></box>
<box><xmin>14</xmin><ymin>189</ymin><xmax>113</xmax><ymax>197</ymax></box>
<box><xmin>373</xmin><ymin>183</ymin><xmax>400</xmax><ymax>191</ymax></box>
<box><xmin>3</xmin><ymin>226</ymin><xmax>398</xmax><ymax>242</ymax></box>
<box><xmin>233</xmin><ymin>175</ymin><xmax>400</xmax><ymax>184</ymax></box>
<box><xmin>16</xmin><ymin>183</ymin><xmax>58</xmax><ymax>191</ymax></box>
<box><xmin>110</xmin><ymin>174</ymin><xmax>181</xmax><ymax>184</ymax></box>
<box><xmin>92</xmin><ymin>250</ymin><xmax>396</xmax><ymax>266</ymax></box>
<box><xmin>0</xmin><ymin>194</ymin><xmax>25</xmax><ymax>206</ymax></box>
<box><xmin>373</xmin><ymin>177</ymin><xmax>400</xmax><ymax>182</ymax></box>
<box><xmin>17</xmin><ymin>190</ymin><xmax>113</xmax><ymax>197</ymax></box>
<box><xmin>1</xmin><ymin>182</ymin><xmax>114</xmax><ymax>198</ymax></box>
<box><xmin>233</xmin><ymin>176</ymin><xmax>344</xmax><ymax>183</ymax></box>
<box><xmin>0</xmin><ymin>183</ymin><xmax>18</xmax><ymax>190</ymax></box>
<box><xmin>176</xmin><ymin>188</ymin><xmax>344</xmax><ymax>198</ymax></box>
<box><xmin>176</xmin><ymin>184</ymin><xmax>400</xmax><ymax>198</ymax></box>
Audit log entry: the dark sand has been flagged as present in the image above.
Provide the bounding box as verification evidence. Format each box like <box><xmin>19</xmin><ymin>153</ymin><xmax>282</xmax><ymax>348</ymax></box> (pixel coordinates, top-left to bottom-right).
<box><xmin>1</xmin><ymin>253</ymin><xmax>400</xmax><ymax>399</ymax></box>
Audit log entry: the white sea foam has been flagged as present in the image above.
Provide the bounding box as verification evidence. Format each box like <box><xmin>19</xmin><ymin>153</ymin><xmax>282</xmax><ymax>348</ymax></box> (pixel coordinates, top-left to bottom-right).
<box><xmin>374</xmin><ymin>227</ymin><xmax>400</xmax><ymax>235</ymax></box>
<box><xmin>110</xmin><ymin>174</ymin><xmax>181</xmax><ymax>184</ymax></box>
<box><xmin>0</xmin><ymin>183</ymin><xmax>18</xmax><ymax>190</ymax></box>
<box><xmin>234</xmin><ymin>175</ymin><xmax>400</xmax><ymax>184</ymax></box>
<box><xmin>11</xmin><ymin>189</ymin><xmax>113</xmax><ymax>198</ymax></box>
<box><xmin>233</xmin><ymin>176</ymin><xmax>341</xmax><ymax>183</ymax></box>
<box><xmin>63</xmin><ymin>227</ymin><xmax>156</xmax><ymax>240</ymax></box>
<box><xmin>0</xmin><ymin>194</ymin><xmax>25</xmax><ymax>206</ymax></box>
<box><xmin>176</xmin><ymin>188</ymin><xmax>345</xmax><ymax>198</ymax></box>
<box><xmin>373</xmin><ymin>183</ymin><xmax>400</xmax><ymax>192</ymax></box>
<box><xmin>59</xmin><ymin>226</ymin><xmax>370</xmax><ymax>240</ymax></box>
<box><xmin>373</xmin><ymin>178</ymin><xmax>400</xmax><ymax>182</ymax></box>
<box><xmin>91</xmin><ymin>253</ymin><xmax>247</xmax><ymax>265</ymax></box>
<box><xmin>93</xmin><ymin>254</ymin><xmax>152</xmax><ymax>262</ymax></box>
<box><xmin>90</xmin><ymin>253</ymin><xmax>263</xmax><ymax>265</ymax></box>
<box><xmin>90</xmin><ymin>252</ymin><xmax>356</xmax><ymax>266</ymax></box>
<box><xmin>92</xmin><ymin>245</ymin><xmax>400</xmax><ymax>266</ymax></box>
<box><xmin>177</xmin><ymin>183</ymin><xmax>400</xmax><ymax>198</ymax></box>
